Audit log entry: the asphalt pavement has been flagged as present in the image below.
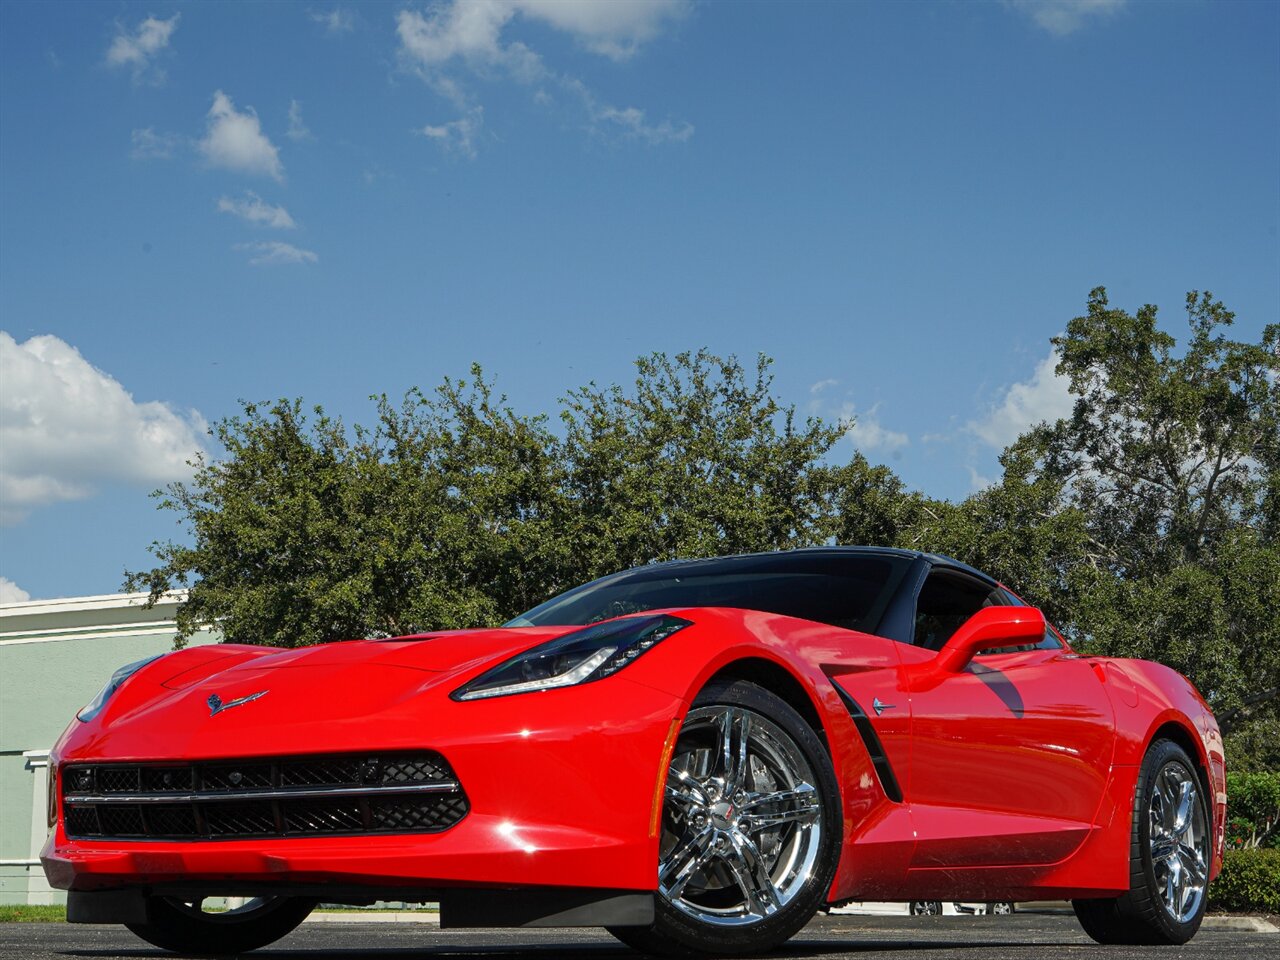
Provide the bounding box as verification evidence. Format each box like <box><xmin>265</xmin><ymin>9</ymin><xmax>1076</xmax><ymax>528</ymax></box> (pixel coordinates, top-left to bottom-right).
<box><xmin>2</xmin><ymin>915</ymin><xmax>1277</xmax><ymax>960</ymax></box>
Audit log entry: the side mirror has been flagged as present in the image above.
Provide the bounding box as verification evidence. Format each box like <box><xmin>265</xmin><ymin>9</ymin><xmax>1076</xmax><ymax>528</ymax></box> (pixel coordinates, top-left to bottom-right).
<box><xmin>934</xmin><ymin>606</ymin><xmax>1047</xmax><ymax>674</ymax></box>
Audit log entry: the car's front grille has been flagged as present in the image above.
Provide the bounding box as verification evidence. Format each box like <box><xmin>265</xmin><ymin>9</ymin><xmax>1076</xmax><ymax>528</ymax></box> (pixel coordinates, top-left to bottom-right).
<box><xmin>61</xmin><ymin>752</ymin><xmax>468</xmax><ymax>841</ymax></box>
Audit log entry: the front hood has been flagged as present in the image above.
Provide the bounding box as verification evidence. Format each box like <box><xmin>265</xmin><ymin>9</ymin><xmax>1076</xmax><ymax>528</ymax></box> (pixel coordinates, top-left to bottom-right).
<box><xmin>220</xmin><ymin>626</ymin><xmax>571</xmax><ymax>675</ymax></box>
<box><xmin>66</xmin><ymin>626</ymin><xmax>577</xmax><ymax>760</ymax></box>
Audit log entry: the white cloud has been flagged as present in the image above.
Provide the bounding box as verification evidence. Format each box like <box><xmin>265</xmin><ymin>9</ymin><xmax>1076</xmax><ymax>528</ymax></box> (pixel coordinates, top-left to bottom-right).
<box><xmin>130</xmin><ymin>127</ymin><xmax>182</xmax><ymax>160</ymax></box>
<box><xmin>309</xmin><ymin>8</ymin><xmax>355</xmax><ymax>33</ymax></box>
<box><xmin>198</xmin><ymin>91</ymin><xmax>284</xmax><ymax>181</ymax></box>
<box><xmin>969</xmin><ymin>350</ymin><xmax>1075</xmax><ymax>449</ymax></box>
<box><xmin>0</xmin><ymin>333</ymin><xmax>205</xmax><ymax>525</ymax></box>
<box><xmin>217</xmin><ymin>192</ymin><xmax>296</xmax><ymax>229</ymax></box>
<box><xmin>1004</xmin><ymin>0</ymin><xmax>1127</xmax><ymax>36</ymax></box>
<box><xmin>0</xmin><ymin>577</ymin><xmax>30</xmax><ymax>604</ymax></box>
<box><xmin>397</xmin><ymin>1</ymin><xmax>691</xmax><ymax>152</ymax></box>
<box><xmin>966</xmin><ymin>465</ymin><xmax>995</xmax><ymax>493</ymax></box>
<box><xmin>513</xmin><ymin>0</ymin><xmax>688</xmax><ymax>60</ymax></box>
<box><xmin>419</xmin><ymin>108</ymin><xmax>484</xmax><ymax>158</ymax></box>
<box><xmin>235</xmin><ymin>241</ymin><xmax>318</xmax><ymax>266</ymax></box>
<box><xmin>592</xmin><ymin>103</ymin><xmax>694</xmax><ymax>144</ymax></box>
<box><xmin>844</xmin><ymin>404</ymin><xmax>910</xmax><ymax>454</ymax></box>
<box><xmin>107</xmin><ymin>14</ymin><xmax>180</xmax><ymax>84</ymax></box>
<box><xmin>287</xmin><ymin>100</ymin><xmax>314</xmax><ymax>142</ymax></box>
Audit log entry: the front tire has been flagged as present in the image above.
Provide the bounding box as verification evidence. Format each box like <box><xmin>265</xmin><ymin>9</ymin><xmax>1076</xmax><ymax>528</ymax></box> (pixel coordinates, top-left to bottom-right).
<box><xmin>610</xmin><ymin>680</ymin><xmax>840</xmax><ymax>956</ymax></box>
<box><xmin>1073</xmin><ymin>738</ymin><xmax>1210</xmax><ymax>945</ymax></box>
<box><xmin>125</xmin><ymin>896</ymin><xmax>315</xmax><ymax>954</ymax></box>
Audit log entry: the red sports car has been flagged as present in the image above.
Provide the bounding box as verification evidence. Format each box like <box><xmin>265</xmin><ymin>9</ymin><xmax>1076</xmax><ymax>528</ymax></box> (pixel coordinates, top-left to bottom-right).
<box><xmin>43</xmin><ymin>548</ymin><xmax>1225</xmax><ymax>955</ymax></box>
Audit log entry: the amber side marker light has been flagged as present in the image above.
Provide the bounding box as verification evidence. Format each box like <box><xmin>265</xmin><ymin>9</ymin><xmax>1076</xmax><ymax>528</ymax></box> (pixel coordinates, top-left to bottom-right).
<box><xmin>649</xmin><ymin>719</ymin><xmax>683</xmax><ymax>839</ymax></box>
<box><xmin>47</xmin><ymin>763</ymin><xmax>58</xmax><ymax>828</ymax></box>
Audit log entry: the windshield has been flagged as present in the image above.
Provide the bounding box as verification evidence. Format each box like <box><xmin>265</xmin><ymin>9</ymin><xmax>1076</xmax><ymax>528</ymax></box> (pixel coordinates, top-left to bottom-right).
<box><xmin>507</xmin><ymin>552</ymin><xmax>912</xmax><ymax>634</ymax></box>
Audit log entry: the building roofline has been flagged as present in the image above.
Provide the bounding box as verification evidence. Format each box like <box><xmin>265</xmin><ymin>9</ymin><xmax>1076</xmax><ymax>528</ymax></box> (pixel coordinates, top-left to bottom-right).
<box><xmin>0</xmin><ymin>590</ymin><xmax>188</xmax><ymax>616</ymax></box>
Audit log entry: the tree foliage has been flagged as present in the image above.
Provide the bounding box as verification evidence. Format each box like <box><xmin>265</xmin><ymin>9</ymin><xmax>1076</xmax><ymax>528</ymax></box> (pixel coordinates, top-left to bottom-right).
<box><xmin>127</xmin><ymin>294</ymin><xmax>1280</xmax><ymax>768</ymax></box>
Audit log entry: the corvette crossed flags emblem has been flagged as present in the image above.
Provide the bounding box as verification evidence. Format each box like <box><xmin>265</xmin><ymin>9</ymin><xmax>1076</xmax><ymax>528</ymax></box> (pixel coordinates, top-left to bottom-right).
<box><xmin>206</xmin><ymin>690</ymin><xmax>269</xmax><ymax>717</ymax></box>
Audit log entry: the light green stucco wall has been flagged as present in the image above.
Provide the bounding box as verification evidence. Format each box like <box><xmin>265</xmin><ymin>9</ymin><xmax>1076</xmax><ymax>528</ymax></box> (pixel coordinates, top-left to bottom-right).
<box><xmin>0</xmin><ymin>594</ymin><xmax>219</xmax><ymax>904</ymax></box>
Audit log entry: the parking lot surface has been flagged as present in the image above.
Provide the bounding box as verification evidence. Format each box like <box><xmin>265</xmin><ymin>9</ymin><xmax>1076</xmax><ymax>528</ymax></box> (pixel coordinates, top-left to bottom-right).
<box><xmin>2</xmin><ymin>915</ymin><xmax>1277</xmax><ymax>960</ymax></box>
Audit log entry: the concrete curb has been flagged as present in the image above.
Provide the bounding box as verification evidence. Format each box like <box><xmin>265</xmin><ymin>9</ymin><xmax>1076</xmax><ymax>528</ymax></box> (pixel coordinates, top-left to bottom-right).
<box><xmin>1201</xmin><ymin>915</ymin><xmax>1279</xmax><ymax>933</ymax></box>
<box><xmin>307</xmin><ymin>912</ymin><xmax>440</xmax><ymax>924</ymax></box>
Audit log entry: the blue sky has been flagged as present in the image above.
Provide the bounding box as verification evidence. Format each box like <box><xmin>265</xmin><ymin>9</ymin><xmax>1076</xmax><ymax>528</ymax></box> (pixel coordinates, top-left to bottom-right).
<box><xmin>1</xmin><ymin>0</ymin><xmax>1277</xmax><ymax>602</ymax></box>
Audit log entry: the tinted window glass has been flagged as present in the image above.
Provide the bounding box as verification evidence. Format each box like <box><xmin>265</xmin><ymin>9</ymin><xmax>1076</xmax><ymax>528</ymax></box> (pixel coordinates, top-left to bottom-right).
<box><xmin>913</xmin><ymin>570</ymin><xmax>1005</xmax><ymax>650</ymax></box>
<box><xmin>509</xmin><ymin>554</ymin><xmax>912</xmax><ymax>634</ymax></box>
<box><xmin>994</xmin><ymin>588</ymin><xmax>1064</xmax><ymax>652</ymax></box>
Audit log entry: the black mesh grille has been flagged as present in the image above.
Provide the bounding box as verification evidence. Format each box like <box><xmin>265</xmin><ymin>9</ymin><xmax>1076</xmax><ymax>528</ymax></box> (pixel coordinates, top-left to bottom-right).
<box><xmin>97</xmin><ymin>768</ymin><xmax>140</xmax><ymax>793</ymax></box>
<box><xmin>201</xmin><ymin>764</ymin><xmax>273</xmax><ymax>791</ymax></box>
<box><xmin>144</xmin><ymin>805</ymin><xmax>198</xmax><ymax>837</ymax></box>
<box><xmin>281</xmin><ymin>758</ymin><xmax>362</xmax><ymax>788</ymax></box>
<box><xmin>141</xmin><ymin>767</ymin><xmax>194</xmax><ymax>792</ymax></box>
<box><xmin>372</xmin><ymin>795</ymin><xmax>470</xmax><ymax>832</ymax></box>
<box><xmin>205</xmin><ymin>803</ymin><xmax>277</xmax><ymax>837</ymax></box>
<box><xmin>382</xmin><ymin>757</ymin><xmax>450</xmax><ymax>783</ymax></box>
<box><xmin>97</xmin><ymin>805</ymin><xmax>146</xmax><ymax>836</ymax></box>
<box><xmin>66</xmin><ymin>806</ymin><xmax>99</xmax><ymax>836</ymax></box>
<box><xmin>284</xmin><ymin>800</ymin><xmax>365</xmax><ymax>834</ymax></box>
<box><xmin>62</xmin><ymin>752</ymin><xmax>466</xmax><ymax>842</ymax></box>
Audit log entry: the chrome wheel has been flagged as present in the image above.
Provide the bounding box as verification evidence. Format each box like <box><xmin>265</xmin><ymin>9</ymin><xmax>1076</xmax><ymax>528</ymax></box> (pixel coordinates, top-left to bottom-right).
<box><xmin>659</xmin><ymin>705</ymin><xmax>823</xmax><ymax>927</ymax></box>
<box><xmin>1147</xmin><ymin>760</ymin><xmax>1209</xmax><ymax>924</ymax></box>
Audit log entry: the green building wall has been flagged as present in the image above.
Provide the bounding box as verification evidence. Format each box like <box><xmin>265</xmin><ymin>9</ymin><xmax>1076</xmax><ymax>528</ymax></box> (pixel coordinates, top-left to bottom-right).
<box><xmin>0</xmin><ymin>592</ymin><xmax>219</xmax><ymax>905</ymax></box>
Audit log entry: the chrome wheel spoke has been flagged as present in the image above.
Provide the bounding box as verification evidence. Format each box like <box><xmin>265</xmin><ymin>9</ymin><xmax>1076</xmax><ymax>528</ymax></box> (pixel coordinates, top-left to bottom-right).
<box><xmin>740</xmin><ymin>783</ymin><xmax>820</xmax><ymax>830</ymax></box>
<box><xmin>669</xmin><ymin>769</ymin><xmax>711</xmax><ymax>807</ymax></box>
<box><xmin>1172</xmin><ymin>780</ymin><xmax>1194</xmax><ymax>834</ymax></box>
<box><xmin>724</xmin><ymin>832</ymin><xmax>779</xmax><ymax>918</ymax></box>
<box><xmin>1178</xmin><ymin>845</ymin><xmax>1207</xmax><ymax>887</ymax></box>
<box><xmin>660</xmin><ymin>827</ymin><xmax>717</xmax><ymax>900</ymax></box>
<box><xmin>714</xmin><ymin>709</ymin><xmax>752</xmax><ymax>794</ymax></box>
<box><xmin>1149</xmin><ymin>832</ymin><xmax>1178</xmax><ymax>862</ymax></box>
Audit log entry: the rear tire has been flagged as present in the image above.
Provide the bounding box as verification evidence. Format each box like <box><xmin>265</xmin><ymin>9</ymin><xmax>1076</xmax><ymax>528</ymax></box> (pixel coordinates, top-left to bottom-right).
<box><xmin>125</xmin><ymin>896</ymin><xmax>314</xmax><ymax>954</ymax></box>
<box><xmin>1073</xmin><ymin>738</ymin><xmax>1209</xmax><ymax>945</ymax></box>
<box><xmin>609</xmin><ymin>680</ymin><xmax>840</xmax><ymax>956</ymax></box>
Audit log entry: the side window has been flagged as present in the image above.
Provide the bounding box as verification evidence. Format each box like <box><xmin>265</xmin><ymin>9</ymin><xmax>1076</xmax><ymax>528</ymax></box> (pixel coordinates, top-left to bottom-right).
<box><xmin>912</xmin><ymin>570</ymin><xmax>1004</xmax><ymax>651</ymax></box>
<box><xmin>992</xmin><ymin>588</ymin><xmax>1064</xmax><ymax>653</ymax></box>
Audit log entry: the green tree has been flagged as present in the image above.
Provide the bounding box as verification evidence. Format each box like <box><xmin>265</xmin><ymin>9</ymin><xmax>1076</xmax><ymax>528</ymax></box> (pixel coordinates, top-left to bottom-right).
<box><xmin>556</xmin><ymin>350</ymin><xmax>842</xmax><ymax>580</ymax></box>
<box><xmin>982</xmin><ymin>289</ymin><xmax>1280</xmax><ymax>764</ymax></box>
<box><xmin>126</xmin><ymin>351</ymin><xmax>849</xmax><ymax>647</ymax></box>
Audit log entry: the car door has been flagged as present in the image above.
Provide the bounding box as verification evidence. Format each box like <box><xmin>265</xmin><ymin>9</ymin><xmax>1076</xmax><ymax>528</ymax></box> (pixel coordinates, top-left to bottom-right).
<box><xmin>899</xmin><ymin>567</ymin><xmax>1115</xmax><ymax>868</ymax></box>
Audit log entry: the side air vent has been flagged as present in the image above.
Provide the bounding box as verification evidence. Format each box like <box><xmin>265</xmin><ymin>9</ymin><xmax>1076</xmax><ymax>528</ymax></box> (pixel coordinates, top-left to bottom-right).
<box><xmin>830</xmin><ymin>684</ymin><xmax>904</xmax><ymax>803</ymax></box>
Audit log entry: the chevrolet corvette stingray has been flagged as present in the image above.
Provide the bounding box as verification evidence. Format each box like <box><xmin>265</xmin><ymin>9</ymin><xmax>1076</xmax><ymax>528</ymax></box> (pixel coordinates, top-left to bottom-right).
<box><xmin>43</xmin><ymin>547</ymin><xmax>1225</xmax><ymax>954</ymax></box>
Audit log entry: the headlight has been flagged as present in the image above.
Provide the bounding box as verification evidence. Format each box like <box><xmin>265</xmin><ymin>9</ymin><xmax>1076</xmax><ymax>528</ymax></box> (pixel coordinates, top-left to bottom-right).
<box><xmin>77</xmin><ymin>655</ymin><xmax>162</xmax><ymax>722</ymax></box>
<box><xmin>452</xmin><ymin>614</ymin><xmax>691</xmax><ymax>701</ymax></box>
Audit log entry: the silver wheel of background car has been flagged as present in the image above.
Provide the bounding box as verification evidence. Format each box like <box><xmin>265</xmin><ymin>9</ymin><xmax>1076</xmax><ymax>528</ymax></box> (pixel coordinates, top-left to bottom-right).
<box><xmin>659</xmin><ymin>704</ymin><xmax>824</xmax><ymax>927</ymax></box>
<box><xmin>910</xmin><ymin>900</ymin><xmax>942</xmax><ymax>916</ymax></box>
<box><xmin>1147</xmin><ymin>759</ymin><xmax>1209</xmax><ymax>924</ymax></box>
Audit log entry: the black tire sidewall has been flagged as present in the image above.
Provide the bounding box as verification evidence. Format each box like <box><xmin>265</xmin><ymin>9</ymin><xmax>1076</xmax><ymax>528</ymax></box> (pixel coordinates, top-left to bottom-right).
<box><xmin>126</xmin><ymin>896</ymin><xmax>315</xmax><ymax>954</ymax></box>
